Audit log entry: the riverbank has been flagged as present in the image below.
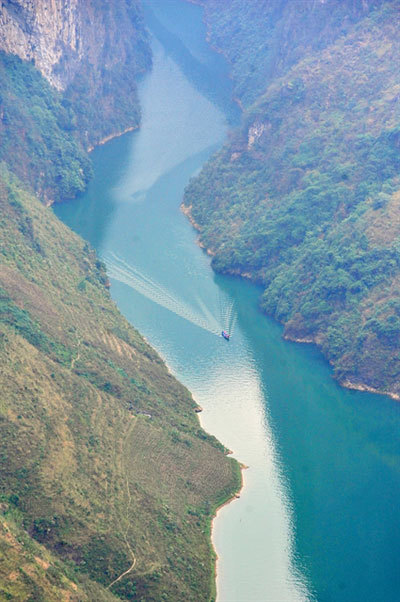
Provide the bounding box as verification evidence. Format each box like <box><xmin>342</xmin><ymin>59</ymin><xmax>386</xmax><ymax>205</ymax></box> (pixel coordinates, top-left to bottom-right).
<box><xmin>87</xmin><ymin>125</ymin><xmax>139</xmax><ymax>153</ymax></box>
<box><xmin>181</xmin><ymin>203</ymin><xmax>214</xmax><ymax>256</ymax></box>
<box><xmin>181</xmin><ymin>203</ymin><xmax>400</xmax><ymax>404</ymax></box>
<box><xmin>340</xmin><ymin>379</ymin><xmax>400</xmax><ymax>402</ymax></box>
<box><xmin>208</xmin><ymin>460</ymin><xmax>244</xmax><ymax>601</ymax></box>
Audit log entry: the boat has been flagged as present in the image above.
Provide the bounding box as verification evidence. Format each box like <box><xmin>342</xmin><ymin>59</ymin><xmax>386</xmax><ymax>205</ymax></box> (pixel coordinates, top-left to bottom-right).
<box><xmin>221</xmin><ymin>330</ymin><xmax>230</xmax><ymax>341</ymax></box>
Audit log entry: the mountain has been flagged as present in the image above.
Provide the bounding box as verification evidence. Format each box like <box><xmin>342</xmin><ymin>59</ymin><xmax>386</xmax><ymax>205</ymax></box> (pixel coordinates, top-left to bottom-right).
<box><xmin>0</xmin><ymin>2</ymin><xmax>240</xmax><ymax>600</ymax></box>
<box><xmin>183</xmin><ymin>0</ymin><xmax>400</xmax><ymax>399</ymax></box>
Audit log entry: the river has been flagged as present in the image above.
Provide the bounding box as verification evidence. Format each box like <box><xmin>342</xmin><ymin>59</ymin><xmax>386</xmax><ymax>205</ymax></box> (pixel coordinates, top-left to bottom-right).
<box><xmin>54</xmin><ymin>2</ymin><xmax>400</xmax><ymax>601</ymax></box>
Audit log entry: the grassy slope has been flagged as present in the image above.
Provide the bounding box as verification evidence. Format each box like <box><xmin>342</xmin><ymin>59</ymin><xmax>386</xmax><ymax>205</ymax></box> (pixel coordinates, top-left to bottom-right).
<box><xmin>0</xmin><ymin>166</ymin><xmax>240</xmax><ymax>600</ymax></box>
<box><xmin>183</xmin><ymin>2</ymin><xmax>400</xmax><ymax>398</ymax></box>
<box><xmin>0</xmin><ymin>512</ymin><xmax>119</xmax><ymax>602</ymax></box>
<box><xmin>0</xmin><ymin>4</ymin><xmax>242</xmax><ymax>598</ymax></box>
<box><xmin>0</xmin><ymin>45</ymin><xmax>242</xmax><ymax>599</ymax></box>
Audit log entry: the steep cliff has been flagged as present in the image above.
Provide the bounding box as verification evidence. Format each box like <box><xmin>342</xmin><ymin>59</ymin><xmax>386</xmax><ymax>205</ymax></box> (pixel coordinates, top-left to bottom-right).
<box><xmin>184</xmin><ymin>1</ymin><xmax>400</xmax><ymax>399</ymax></box>
<box><xmin>0</xmin><ymin>0</ymin><xmax>151</xmax><ymax>147</ymax></box>
<box><xmin>0</xmin><ymin>0</ymin><xmax>82</xmax><ymax>89</ymax></box>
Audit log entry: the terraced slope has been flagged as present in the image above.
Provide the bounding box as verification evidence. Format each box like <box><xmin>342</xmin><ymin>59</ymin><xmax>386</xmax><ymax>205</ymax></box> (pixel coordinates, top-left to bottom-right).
<box><xmin>0</xmin><ymin>165</ymin><xmax>241</xmax><ymax>600</ymax></box>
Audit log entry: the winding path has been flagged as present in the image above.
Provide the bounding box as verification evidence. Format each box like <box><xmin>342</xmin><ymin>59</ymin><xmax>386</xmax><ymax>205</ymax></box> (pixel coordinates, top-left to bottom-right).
<box><xmin>107</xmin><ymin>540</ymin><xmax>137</xmax><ymax>589</ymax></box>
<box><xmin>107</xmin><ymin>418</ymin><xmax>138</xmax><ymax>590</ymax></box>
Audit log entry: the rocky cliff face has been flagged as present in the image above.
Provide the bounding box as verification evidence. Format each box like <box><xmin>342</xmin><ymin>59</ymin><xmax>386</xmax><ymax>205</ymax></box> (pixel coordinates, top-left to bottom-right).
<box><xmin>0</xmin><ymin>0</ymin><xmax>151</xmax><ymax>146</ymax></box>
<box><xmin>0</xmin><ymin>0</ymin><xmax>81</xmax><ymax>90</ymax></box>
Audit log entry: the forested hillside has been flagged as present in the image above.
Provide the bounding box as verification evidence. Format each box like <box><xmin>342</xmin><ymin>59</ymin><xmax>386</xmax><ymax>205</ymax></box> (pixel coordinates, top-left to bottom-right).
<box><xmin>199</xmin><ymin>0</ymin><xmax>377</xmax><ymax>107</ymax></box>
<box><xmin>184</xmin><ymin>1</ymin><xmax>400</xmax><ymax>398</ymax></box>
<box><xmin>0</xmin><ymin>2</ymin><xmax>240</xmax><ymax>600</ymax></box>
<box><xmin>0</xmin><ymin>52</ymin><xmax>92</xmax><ymax>203</ymax></box>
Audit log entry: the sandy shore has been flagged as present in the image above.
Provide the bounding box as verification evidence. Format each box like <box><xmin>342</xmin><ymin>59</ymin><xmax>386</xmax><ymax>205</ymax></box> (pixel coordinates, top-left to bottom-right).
<box><xmin>87</xmin><ymin>125</ymin><xmax>138</xmax><ymax>153</ymax></box>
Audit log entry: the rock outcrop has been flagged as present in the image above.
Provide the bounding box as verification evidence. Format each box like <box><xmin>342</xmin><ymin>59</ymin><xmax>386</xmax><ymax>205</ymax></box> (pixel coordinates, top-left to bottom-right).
<box><xmin>0</xmin><ymin>0</ymin><xmax>81</xmax><ymax>90</ymax></box>
<box><xmin>0</xmin><ymin>0</ymin><xmax>152</xmax><ymax>146</ymax></box>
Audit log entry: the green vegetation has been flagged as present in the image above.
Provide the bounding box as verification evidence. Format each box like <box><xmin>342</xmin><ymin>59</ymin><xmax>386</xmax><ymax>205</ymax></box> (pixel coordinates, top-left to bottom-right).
<box><xmin>184</xmin><ymin>2</ymin><xmax>400</xmax><ymax>397</ymax></box>
<box><xmin>0</xmin><ymin>52</ymin><xmax>92</xmax><ymax>202</ymax></box>
<box><xmin>0</xmin><ymin>3</ymin><xmax>240</xmax><ymax>598</ymax></box>
<box><xmin>0</xmin><ymin>509</ymin><xmax>118</xmax><ymax>601</ymax></box>
<box><xmin>0</xmin><ymin>165</ymin><xmax>240</xmax><ymax>600</ymax></box>
<box><xmin>200</xmin><ymin>0</ymin><xmax>377</xmax><ymax>108</ymax></box>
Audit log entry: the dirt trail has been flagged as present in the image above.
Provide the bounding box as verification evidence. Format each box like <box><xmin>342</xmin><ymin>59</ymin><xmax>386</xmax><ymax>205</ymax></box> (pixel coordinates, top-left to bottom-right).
<box><xmin>107</xmin><ymin>418</ymin><xmax>138</xmax><ymax>590</ymax></box>
<box><xmin>107</xmin><ymin>541</ymin><xmax>136</xmax><ymax>589</ymax></box>
<box><xmin>70</xmin><ymin>337</ymin><xmax>81</xmax><ymax>370</ymax></box>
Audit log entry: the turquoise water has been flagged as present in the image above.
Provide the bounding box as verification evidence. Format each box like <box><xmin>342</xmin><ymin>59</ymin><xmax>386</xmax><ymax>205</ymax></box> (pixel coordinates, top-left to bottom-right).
<box><xmin>55</xmin><ymin>3</ymin><xmax>400</xmax><ymax>601</ymax></box>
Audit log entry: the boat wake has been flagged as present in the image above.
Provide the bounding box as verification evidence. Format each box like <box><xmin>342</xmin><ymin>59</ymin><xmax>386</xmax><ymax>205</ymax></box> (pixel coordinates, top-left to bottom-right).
<box><xmin>219</xmin><ymin>292</ymin><xmax>237</xmax><ymax>337</ymax></box>
<box><xmin>104</xmin><ymin>252</ymin><xmax>224</xmax><ymax>336</ymax></box>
